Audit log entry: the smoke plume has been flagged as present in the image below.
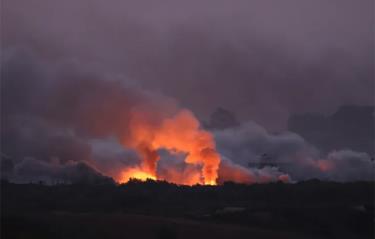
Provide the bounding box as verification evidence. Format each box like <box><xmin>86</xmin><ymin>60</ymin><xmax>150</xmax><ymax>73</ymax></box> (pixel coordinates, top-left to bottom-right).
<box><xmin>1</xmin><ymin>48</ymin><xmax>225</xmax><ymax>185</ymax></box>
<box><xmin>2</xmin><ymin>0</ymin><xmax>373</xmax><ymax>130</ymax></box>
<box><xmin>214</xmin><ymin>122</ymin><xmax>374</xmax><ymax>182</ymax></box>
<box><xmin>2</xmin><ymin>0</ymin><xmax>373</xmax><ymax>184</ymax></box>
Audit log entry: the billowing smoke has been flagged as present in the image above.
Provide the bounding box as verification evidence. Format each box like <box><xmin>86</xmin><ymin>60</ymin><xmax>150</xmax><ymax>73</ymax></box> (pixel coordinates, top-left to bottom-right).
<box><xmin>1</xmin><ymin>49</ymin><xmax>214</xmax><ymax>184</ymax></box>
<box><xmin>312</xmin><ymin>150</ymin><xmax>374</xmax><ymax>182</ymax></box>
<box><xmin>5</xmin><ymin>157</ymin><xmax>113</xmax><ymax>184</ymax></box>
<box><xmin>1</xmin><ymin>47</ymin><xmax>373</xmax><ymax>184</ymax></box>
<box><xmin>214</xmin><ymin>122</ymin><xmax>374</xmax><ymax>182</ymax></box>
<box><xmin>2</xmin><ymin>0</ymin><xmax>373</xmax><ymax>130</ymax></box>
<box><xmin>2</xmin><ymin>47</ymin><xmax>374</xmax><ymax>184</ymax></box>
<box><xmin>288</xmin><ymin>106</ymin><xmax>374</xmax><ymax>156</ymax></box>
<box><xmin>1</xmin><ymin>48</ymin><xmax>237</xmax><ymax>185</ymax></box>
<box><xmin>217</xmin><ymin>157</ymin><xmax>290</xmax><ymax>184</ymax></box>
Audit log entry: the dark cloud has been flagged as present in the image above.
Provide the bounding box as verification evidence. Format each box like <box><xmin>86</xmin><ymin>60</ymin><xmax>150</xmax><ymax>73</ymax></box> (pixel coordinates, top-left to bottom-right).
<box><xmin>1</xmin><ymin>115</ymin><xmax>92</xmax><ymax>164</ymax></box>
<box><xmin>204</xmin><ymin>108</ymin><xmax>240</xmax><ymax>130</ymax></box>
<box><xmin>90</xmin><ymin>138</ymin><xmax>141</xmax><ymax>179</ymax></box>
<box><xmin>288</xmin><ymin>105</ymin><xmax>375</xmax><ymax>156</ymax></box>
<box><xmin>0</xmin><ymin>48</ymin><xmax>176</xmax><ymax>181</ymax></box>
<box><xmin>11</xmin><ymin>158</ymin><xmax>114</xmax><ymax>184</ymax></box>
<box><xmin>2</xmin><ymin>0</ymin><xmax>373</xmax><ymax>129</ymax></box>
<box><xmin>1</xmin><ymin>47</ymin><xmax>373</xmax><ymax>183</ymax></box>
<box><xmin>1</xmin><ymin>0</ymin><xmax>373</xmax><ymax>183</ymax></box>
<box><xmin>213</xmin><ymin>122</ymin><xmax>374</xmax><ymax>181</ymax></box>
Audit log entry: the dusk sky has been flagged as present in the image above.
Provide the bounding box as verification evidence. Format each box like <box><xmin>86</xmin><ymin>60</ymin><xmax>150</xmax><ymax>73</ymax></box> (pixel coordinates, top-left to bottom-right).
<box><xmin>1</xmin><ymin>0</ymin><xmax>374</xmax><ymax>184</ymax></box>
<box><xmin>2</xmin><ymin>0</ymin><xmax>373</xmax><ymax>129</ymax></box>
<box><xmin>1</xmin><ymin>3</ymin><xmax>374</xmax><ymax>238</ymax></box>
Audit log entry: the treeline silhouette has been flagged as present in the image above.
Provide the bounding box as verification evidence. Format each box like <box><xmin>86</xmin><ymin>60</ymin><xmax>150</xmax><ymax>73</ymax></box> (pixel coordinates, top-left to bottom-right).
<box><xmin>1</xmin><ymin>179</ymin><xmax>374</xmax><ymax>239</ymax></box>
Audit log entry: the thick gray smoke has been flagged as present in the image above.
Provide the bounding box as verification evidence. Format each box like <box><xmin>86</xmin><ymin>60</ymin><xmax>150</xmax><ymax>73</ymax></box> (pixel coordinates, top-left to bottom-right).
<box><xmin>214</xmin><ymin>122</ymin><xmax>374</xmax><ymax>182</ymax></box>
<box><xmin>217</xmin><ymin>157</ymin><xmax>290</xmax><ymax>184</ymax></box>
<box><xmin>1</xmin><ymin>49</ymin><xmax>373</xmax><ymax>183</ymax></box>
<box><xmin>288</xmin><ymin>106</ymin><xmax>375</xmax><ymax>155</ymax></box>
<box><xmin>1</xmin><ymin>155</ymin><xmax>113</xmax><ymax>184</ymax></box>
<box><xmin>1</xmin><ymin>0</ymin><xmax>373</xmax><ymax>183</ymax></box>
<box><xmin>2</xmin><ymin>0</ymin><xmax>373</xmax><ymax>130</ymax></box>
<box><xmin>0</xmin><ymin>48</ymin><xmax>178</xmax><ymax>182</ymax></box>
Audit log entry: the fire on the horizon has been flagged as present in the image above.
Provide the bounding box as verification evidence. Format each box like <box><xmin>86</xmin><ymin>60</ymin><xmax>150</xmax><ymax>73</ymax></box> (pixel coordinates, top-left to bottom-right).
<box><xmin>117</xmin><ymin>110</ymin><xmax>221</xmax><ymax>185</ymax></box>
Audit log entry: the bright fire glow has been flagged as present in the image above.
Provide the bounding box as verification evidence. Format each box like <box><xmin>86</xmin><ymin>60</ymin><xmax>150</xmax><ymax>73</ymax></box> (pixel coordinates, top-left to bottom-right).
<box><xmin>119</xmin><ymin>167</ymin><xmax>157</xmax><ymax>183</ymax></box>
<box><xmin>119</xmin><ymin>109</ymin><xmax>221</xmax><ymax>185</ymax></box>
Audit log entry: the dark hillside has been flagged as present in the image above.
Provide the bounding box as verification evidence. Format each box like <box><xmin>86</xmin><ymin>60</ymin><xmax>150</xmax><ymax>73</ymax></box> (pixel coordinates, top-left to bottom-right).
<box><xmin>1</xmin><ymin>180</ymin><xmax>374</xmax><ymax>239</ymax></box>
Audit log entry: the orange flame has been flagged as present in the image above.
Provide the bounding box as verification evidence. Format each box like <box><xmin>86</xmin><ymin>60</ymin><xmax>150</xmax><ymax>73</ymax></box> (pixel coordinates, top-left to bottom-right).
<box><xmin>120</xmin><ymin>109</ymin><xmax>220</xmax><ymax>185</ymax></box>
<box><xmin>119</xmin><ymin>167</ymin><xmax>157</xmax><ymax>183</ymax></box>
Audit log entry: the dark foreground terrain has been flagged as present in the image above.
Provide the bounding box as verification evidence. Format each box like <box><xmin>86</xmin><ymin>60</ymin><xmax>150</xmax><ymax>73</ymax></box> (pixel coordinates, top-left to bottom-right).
<box><xmin>1</xmin><ymin>180</ymin><xmax>374</xmax><ymax>239</ymax></box>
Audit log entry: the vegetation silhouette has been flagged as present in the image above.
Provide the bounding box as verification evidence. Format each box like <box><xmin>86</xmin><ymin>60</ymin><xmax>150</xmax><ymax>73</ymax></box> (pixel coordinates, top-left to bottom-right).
<box><xmin>1</xmin><ymin>179</ymin><xmax>373</xmax><ymax>239</ymax></box>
